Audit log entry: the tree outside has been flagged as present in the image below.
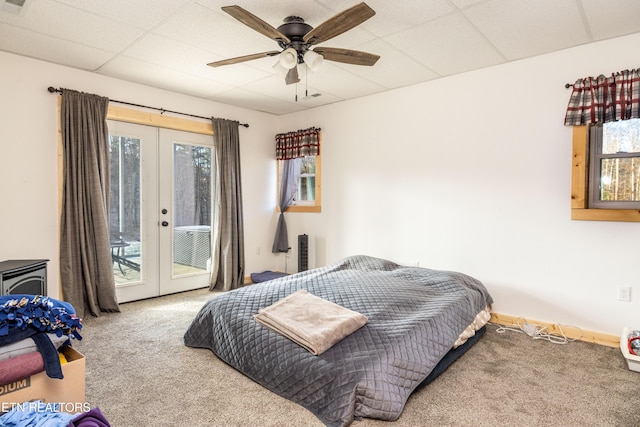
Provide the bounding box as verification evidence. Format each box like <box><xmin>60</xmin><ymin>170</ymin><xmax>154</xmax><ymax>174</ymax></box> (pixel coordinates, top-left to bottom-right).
<box><xmin>601</xmin><ymin>119</ymin><xmax>640</xmax><ymax>202</ymax></box>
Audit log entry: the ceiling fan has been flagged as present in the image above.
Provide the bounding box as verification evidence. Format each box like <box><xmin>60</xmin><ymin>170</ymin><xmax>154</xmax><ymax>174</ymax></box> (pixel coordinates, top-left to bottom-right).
<box><xmin>208</xmin><ymin>2</ymin><xmax>380</xmax><ymax>85</ymax></box>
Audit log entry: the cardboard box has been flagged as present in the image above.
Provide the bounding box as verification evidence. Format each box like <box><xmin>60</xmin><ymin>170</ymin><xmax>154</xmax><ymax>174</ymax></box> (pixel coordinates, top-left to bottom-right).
<box><xmin>621</xmin><ymin>327</ymin><xmax>640</xmax><ymax>373</ymax></box>
<box><xmin>0</xmin><ymin>346</ymin><xmax>85</xmax><ymax>410</ymax></box>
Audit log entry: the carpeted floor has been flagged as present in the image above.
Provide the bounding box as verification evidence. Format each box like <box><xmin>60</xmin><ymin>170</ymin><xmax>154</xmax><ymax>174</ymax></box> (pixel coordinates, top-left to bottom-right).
<box><xmin>73</xmin><ymin>288</ymin><xmax>640</xmax><ymax>427</ymax></box>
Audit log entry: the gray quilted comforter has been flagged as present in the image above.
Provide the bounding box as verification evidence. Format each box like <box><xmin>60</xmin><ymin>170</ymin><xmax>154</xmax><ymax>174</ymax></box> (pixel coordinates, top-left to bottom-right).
<box><xmin>183</xmin><ymin>255</ymin><xmax>493</xmax><ymax>427</ymax></box>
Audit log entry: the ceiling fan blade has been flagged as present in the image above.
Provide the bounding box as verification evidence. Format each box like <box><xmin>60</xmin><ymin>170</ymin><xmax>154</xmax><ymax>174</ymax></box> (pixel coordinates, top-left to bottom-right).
<box><xmin>285</xmin><ymin>67</ymin><xmax>300</xmax><ymax>85</ymax></box>
<box><xmin>207</xmin><ymin>51</ymin><xmax>280</xmax><ymax>67</ymax></box>
<box><xmin>313</xmin><ymin>47</ymin><xmax>380</xmax><ymax>66</ymax></box>
<box><xmin>222</xmin><ymin>5</ymin><xmax>291</xmax><ymax>43</ymax></box>
<box><xmin>303</xmin><ymin>2</ymin><xmax>375</xmax><ymax>45</ymax></box>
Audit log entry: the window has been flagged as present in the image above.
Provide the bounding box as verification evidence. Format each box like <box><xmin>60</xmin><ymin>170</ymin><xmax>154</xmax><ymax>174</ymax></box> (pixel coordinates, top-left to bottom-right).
<box><xmin>274</xmin><ymin>127</ymin><xmax>321</xmax><ymax>213</ymax></box>
<box><xmin>571</xmin><ymin>125</ymin><xmax>640</xmax><ymax>222</ymax></box>
<box><xmin>278</xmin><ymin>154</ymin><xmax>321</xmax><ymax>213</ymax></box>
<box><xmin>588</xmin><ymin>120</ymin><xmax>640</xmax><ymax>209</ymax></box>
<box><xmin>296</xmin><ymin>155</ymin><xmax>316</xmax><ymax>204</ymax></box>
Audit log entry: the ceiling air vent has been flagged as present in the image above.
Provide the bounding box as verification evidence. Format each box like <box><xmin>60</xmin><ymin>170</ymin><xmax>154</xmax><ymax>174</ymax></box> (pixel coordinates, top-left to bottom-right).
<box><xmin>2</xmin><ymin>0</ymin><xmax>32</xmax><ymax>15</ymax></box>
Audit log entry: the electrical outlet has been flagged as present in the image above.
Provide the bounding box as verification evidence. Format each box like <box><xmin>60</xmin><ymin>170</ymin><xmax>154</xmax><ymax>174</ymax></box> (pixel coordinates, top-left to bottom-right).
<box><xmin>255</xmin><ymin>246</ymin><xmax>261</xmax><ymax>255</ymax></box>
<box><xmin>618</xmin><ymin>286</ymin><xmax>631</xmax><ymax>302</ymax></box>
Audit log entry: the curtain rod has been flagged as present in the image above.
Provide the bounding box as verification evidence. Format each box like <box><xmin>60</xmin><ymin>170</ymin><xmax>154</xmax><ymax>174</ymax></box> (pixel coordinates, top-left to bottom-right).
<box><xmin>47</xmin><ymin>86</ymin><xmax>249</xmax><ymax>128</ymax></box>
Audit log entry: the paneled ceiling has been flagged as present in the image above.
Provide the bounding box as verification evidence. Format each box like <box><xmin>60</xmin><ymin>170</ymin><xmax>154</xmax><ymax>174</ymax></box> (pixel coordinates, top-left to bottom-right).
<box><xmin>2</xmin><ymin>0</ymin><xmax>640</xmax><ymax>115</ymax></box>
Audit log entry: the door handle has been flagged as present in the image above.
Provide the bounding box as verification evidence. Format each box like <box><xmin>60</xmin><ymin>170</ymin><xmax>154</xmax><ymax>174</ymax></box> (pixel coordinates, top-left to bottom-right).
<box><xmin>161</xmin><ymin>221</ymin><xmax>169</xmax><ymax>227</ymax></box>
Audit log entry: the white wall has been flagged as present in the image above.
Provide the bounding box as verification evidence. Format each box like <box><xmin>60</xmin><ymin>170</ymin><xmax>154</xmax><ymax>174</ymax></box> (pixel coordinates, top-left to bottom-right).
<box><xmin>0</xmin><ymin>51</ymin><xmax>278</xmax><ymax>299</ymax></box>
<box><xmin>276</xmin><ymin>33</ymin><xmax>640</xmax><ymax>336</ymax></box>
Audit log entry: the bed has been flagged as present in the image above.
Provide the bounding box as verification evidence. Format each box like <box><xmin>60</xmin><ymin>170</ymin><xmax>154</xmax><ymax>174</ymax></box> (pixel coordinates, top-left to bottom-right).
<box><xmin>184</xmin><ymin>255</ymin><xmax>493</xmax><ymax>427</ymax></box>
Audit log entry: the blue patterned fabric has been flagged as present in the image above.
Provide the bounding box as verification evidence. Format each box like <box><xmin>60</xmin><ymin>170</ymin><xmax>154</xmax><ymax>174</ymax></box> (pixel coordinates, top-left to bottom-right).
<box><xmin>0</xmin><ymin>295</ymin><xmax>82</xmax><ymax>378</ymax></box>
<box><xmin>0</xmin><ymin>295</ymin><xmax>82</xmax><ymax>341</ymax></box>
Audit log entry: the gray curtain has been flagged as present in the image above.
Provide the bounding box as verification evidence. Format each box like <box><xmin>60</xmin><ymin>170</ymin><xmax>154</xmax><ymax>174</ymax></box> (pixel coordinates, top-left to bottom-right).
<box><xmin>272</xmin><ymin>158</ymin><xmax>301</xmax><ymax>253</ymax></box>
<box><xmin>210</xmin><ymin>118</ymin><xmax>245</xmax><ymax>291</ymax></box>
<box><xmin>59</xmin><ymin>89</ymin><xmax>120</xmax><ymax>316</ymax></box>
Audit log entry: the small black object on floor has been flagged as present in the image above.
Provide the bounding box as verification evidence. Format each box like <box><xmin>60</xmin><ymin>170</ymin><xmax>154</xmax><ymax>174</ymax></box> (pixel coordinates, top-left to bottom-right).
<box><xmin>250</xmin><ymin>270</ymin><xmax>289</xmax><ymax>283</ymax></box>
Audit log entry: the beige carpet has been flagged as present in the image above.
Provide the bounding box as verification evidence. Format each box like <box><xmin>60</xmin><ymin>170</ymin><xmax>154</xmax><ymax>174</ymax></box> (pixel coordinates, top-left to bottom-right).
<box><xmin>73</xmin><ymin>288</ymin><xmax>640</xmax><ymax>427</ymax></box>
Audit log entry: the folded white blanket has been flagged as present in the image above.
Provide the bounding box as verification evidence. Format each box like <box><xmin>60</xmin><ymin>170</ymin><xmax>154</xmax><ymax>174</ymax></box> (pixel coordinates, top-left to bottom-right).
<box><xmin>254</xmin><ymin>290</ymin><xmax>368</xmax><ymax>355</ymax></box>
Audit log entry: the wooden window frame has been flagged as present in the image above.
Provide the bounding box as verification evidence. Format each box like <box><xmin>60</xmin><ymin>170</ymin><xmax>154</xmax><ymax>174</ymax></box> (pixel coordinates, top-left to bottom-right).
<box><xmin>571</xmin><ymin>125</ymin><xmax>640</xmax><ymax>222</ymax></box>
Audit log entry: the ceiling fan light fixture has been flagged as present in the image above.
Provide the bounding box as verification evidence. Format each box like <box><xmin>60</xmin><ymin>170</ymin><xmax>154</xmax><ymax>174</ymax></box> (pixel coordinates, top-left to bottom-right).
<box><xmin>272</xmin><ymin>59</ymin><xmax>290</xmax><ymax>77</ymax></box>
<box><xmin>303</xmin><ymin>50</ymin><xmax>323</xmax><ymax>72</ymax></box>
<box><xmin>278</xmin><ymin>47</ymin><xmax>298</xmax><ymax>69</ymax></box>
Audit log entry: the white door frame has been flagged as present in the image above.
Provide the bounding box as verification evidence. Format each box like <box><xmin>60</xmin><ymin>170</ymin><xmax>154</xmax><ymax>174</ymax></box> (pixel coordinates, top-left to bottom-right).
<box><xmin>108</xmin><ymin>121</ymin><xmax>213</xmax><ymax>303</ymax></box>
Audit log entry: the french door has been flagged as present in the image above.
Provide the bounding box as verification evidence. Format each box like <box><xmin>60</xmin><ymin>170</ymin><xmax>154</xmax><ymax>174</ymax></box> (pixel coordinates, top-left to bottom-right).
<box><xmin>107</xmin><ymin>120</ymin><xmax>215</xmax><ymax>303</ymax></box>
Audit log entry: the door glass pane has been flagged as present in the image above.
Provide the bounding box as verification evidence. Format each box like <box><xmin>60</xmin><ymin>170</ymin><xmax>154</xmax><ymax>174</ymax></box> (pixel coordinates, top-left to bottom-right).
<box><xmin>109</xmin><ymin>135</ymin><xmax>142</xmax><ymax>284</ymax></box>
<box><xmin>599</xmin><ymin>157</ymin><xmax>640</xmax><ymax>201</ymax></box>
<box><xmin>172</xmin><ymin>143</ymin><xmax>212</xmax><ymax>276</ymax></box>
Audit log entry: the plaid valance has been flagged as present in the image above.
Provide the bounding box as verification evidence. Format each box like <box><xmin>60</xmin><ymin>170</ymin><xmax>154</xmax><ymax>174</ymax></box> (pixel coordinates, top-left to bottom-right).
<box><xmin>275</xmin><ymin>127</ymin><xmax>321</xmax><ymax>160</ymax></box>
<box><xmin>564</xmin><ymin>69</ymin><xmax>640</xmax><ymax>126</ymax></box>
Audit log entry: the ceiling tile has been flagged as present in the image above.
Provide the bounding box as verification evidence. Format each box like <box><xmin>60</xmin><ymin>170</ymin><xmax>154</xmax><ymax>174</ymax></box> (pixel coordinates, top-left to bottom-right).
<box><xmin>581</xmin><ymin>0</ymin><xmax>640</xmax><ymax>40</ymax></box>
<box><xmin>240</xmin><ymin>73</ymin><xmax>344</xmax><ymax>107</ymax></box>
<box><xmin>154</xmin><ymin>3</ymin><xmax>276</xmax><ymax>58</ymax></box>
<box><xmin>449</xmin><ymin>0</ymin><xmax>486</xmax><ymax>9</ymax></box>
<box><xmin>122</xmin><ymin>33</ymin><xmax>272</xmax><ymax>86</ymax></box>
<box><xmin>239</xmin><ymin>55</ymin><xmax>284</xmax><ymax>75</ymax></box>
<box><xmin>314</xmin><ymin>25</ymin><xmax>378</xmax><ymax>50</ymax></box>
<box><xmin>295</xmin><ymin>89</ymin><xmax>343</xmax><ymax>109</ymax></box>
<box><xmin>205</xmin><ymin>62</ymin><xmax>276</xmax><ymax>88</ymax></box>
<box><xmin>211</xmin><ymin>88</ymin><xmax>307</xmax><ymax>115</ymax></box>
<box><xmin>385</xmin><ymin>12</ymin><xmax>505</xmax><ymax>76</ymax></box>
<box><xmin>52</xmin><ymin>0</ymin><xmax>192</xmax><ymax>29</ymax></box>
<box><xmin>0</xmin><ymin>0</ymin><xmax>144</xmax><ymax>51</ymax></box>
<box><xmin>299</xmin><ymin>61</ymin><xmax>386</xmax><ymax>99</ymax></box>
<box><xmin>242</xmin><ymin>74</ymin><xmax>309</xmax><ymax>101</ymax></box>
<box><xmin>353</xmin><ymin>0</ymin><xmax>454</xmax><ymax>37</ymax></box>
<box><xmin>0</xmin><ymin>23</ymin><xmax>114</xmax><ymax>70</ymax></box>
<box><xmin>334</xmin><ymin>39</ymin><xmax>440</xmax><ymax>89</ymax></box>
<box><xmin>196</xmin><ymin>0</ymin><xmax>332</xmax><ymax>29</ymax></box>
<box><xmin>99</xmin><ymin>56</ymin><xmax>233</xmax><ymax>98</ymax></box>
<box><xmin>462</xmin><ymin>0</ymin><xmax>589</xmax><ymax>60</ymax></box>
